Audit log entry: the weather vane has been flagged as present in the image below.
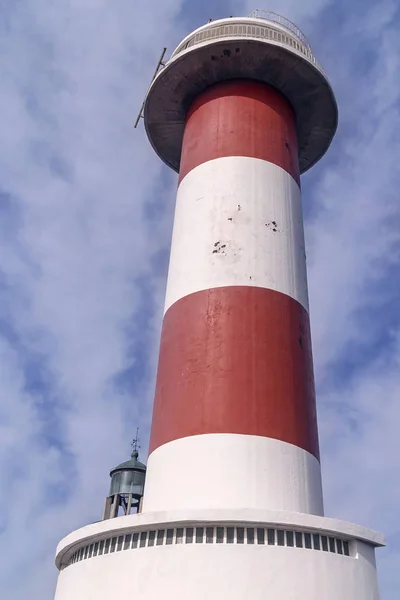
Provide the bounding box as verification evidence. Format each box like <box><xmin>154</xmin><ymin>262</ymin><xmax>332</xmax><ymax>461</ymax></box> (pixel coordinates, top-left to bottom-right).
<box><xmin>131</xmin><ymin>427</ymin><xmax>140</xmax><ymax>455</ymax></box>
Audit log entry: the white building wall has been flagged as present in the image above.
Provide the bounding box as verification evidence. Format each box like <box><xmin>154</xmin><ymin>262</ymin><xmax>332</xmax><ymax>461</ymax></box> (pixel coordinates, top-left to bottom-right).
<box><xmin>54</xmin><ymin>509</ymin><xmax>384</xmax><ymax>600</ymax></box>
<box><xmin>165</xmin><ymin>157</ymin><xmax>308</xmax><ymax>314</ymax></box>
<box><xmin>54</xmin><ymin>537</ymin><xmax>380</xmax><ymax>600</ymax></box>
<box><xmin>142</xmin><ymin>434</ymin><xmax>324</xmax><ymax>515</ymax></box>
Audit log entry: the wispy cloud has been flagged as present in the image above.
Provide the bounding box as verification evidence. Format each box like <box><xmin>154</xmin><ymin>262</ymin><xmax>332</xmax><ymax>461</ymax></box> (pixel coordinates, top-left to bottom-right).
<box><xmin>0</xmin><ymin>1</ymin><xmax>399</xmax><ymax>598</ymax></box>
<box><xmin>0</xmin><ymin>1</ymin><xmax>184</xmax><ymax>597</ymax></box>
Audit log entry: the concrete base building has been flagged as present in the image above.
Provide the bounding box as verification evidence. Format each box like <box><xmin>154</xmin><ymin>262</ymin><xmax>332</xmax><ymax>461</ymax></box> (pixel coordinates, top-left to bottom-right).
<box><xmin>53</xmin><ymin>11</ymin><xmax>384</xmax><ymax>600</ymax></box>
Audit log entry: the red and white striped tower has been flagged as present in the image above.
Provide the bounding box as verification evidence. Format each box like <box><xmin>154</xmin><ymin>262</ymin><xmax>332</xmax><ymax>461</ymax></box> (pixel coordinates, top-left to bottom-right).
<box><xmin>53</xmin><ymin>12</ymin><xmax>384</xmax><ymax>600</ymax></box>
<box><xmin>143</xmin><ymin>78</ymin><xmax>323</xmax><ymax>516</ymax></box>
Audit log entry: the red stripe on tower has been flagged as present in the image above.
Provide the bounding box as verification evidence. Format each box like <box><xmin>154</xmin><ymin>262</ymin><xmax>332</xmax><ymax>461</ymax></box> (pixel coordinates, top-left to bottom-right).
<box><xmin>179</xmin><ymin>80</ymin><xmax>300</xmax><ymax>186</ymax></box>
<box><xmin>150</xmin><ymin>286</ymin><xmax>318</xmax><ymax>457</ymax></box>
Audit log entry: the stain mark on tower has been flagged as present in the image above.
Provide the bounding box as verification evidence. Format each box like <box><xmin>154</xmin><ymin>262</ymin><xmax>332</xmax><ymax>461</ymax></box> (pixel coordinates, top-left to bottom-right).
<box><xmin>212</xmin><ymin>241</ymin><xmax>227</xmax><ymax>255</ymax></box>
<box><xmin>265</xmin><ymin>220</ymin><xmax>279</xmax><ymax>232</ymax></box>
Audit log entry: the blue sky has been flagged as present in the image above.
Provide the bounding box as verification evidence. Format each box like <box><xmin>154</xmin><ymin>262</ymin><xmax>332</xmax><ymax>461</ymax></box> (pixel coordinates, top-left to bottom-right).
<box><xmin>0</xmin><ymin>0</ymin><xmax>399</xmax><ymax>598</ymax></box>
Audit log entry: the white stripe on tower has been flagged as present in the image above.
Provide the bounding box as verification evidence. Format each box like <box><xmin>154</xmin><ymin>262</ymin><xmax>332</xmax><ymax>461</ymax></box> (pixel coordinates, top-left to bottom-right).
<box><xmin>164</xmin><ymin>156</ymin><xmax>308</xmax><ymax>314</ymax></box>
<box><xmin>142</xmin><ymin>79</ymin><xmax>323</xmax><ymax>516</ymax></box>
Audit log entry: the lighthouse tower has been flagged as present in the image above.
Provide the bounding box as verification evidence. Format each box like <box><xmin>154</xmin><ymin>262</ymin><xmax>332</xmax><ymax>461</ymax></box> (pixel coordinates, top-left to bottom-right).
<box><xmin>53</xmin><ymin>11</ymin><xmax>384</xmax><ymax>600</ymax></box>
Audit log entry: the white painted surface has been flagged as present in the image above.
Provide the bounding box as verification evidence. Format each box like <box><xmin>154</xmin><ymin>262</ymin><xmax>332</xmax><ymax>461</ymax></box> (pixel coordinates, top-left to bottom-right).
<box><xmin>54</xmin><ymin>536</ymin><xmax>381</xmax><ymax>600</ymax></box>
<box><xmin>165</xmin><ymin>157</ymin><xmax>309</xmax><ymax>314</ymax></box>
<box><xmin>141</xmin><ymin>434</ymin><xmax>323</xmax><ymax>515</ymax></box>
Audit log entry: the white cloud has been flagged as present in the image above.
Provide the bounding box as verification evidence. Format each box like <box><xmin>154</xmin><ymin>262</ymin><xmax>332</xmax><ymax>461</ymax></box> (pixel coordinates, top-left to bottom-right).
<box><xmin>0</xmin><ymin>1</ymin><xmax>184</xmax><ymax>598</ymax></box>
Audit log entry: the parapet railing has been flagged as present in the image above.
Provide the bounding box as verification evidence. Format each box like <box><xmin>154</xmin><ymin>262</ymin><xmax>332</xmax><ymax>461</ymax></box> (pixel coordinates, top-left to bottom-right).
<box><xmin>170</xmin><ymin>20</ymin><xmax>326</xmax><ymax>77</ymax></box>
<box><xmin>248</xmin><ymin>10</ymin><xmax>312</xmax><ymax>50</ymax></box>
<box><xmin>67</xmin><ymin>524</ymin><xmax>353</xmax><ymax>568</ymax></box>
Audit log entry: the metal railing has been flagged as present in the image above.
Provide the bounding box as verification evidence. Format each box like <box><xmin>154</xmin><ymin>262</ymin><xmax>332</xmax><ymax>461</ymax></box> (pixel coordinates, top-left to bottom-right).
<box><xmin>170</xmin><ymin>21</ymin><xmax>325</xmax><ymax>77</ymax></box>
<box><xmin>248</xmin><ymin>9</ymin><xmax>312</xmax><ymax>50</ymax></box>
<box><xmin>67</xmin><ymin>524</ymin><xmax>352</xmax><ymax>567</ymax></box>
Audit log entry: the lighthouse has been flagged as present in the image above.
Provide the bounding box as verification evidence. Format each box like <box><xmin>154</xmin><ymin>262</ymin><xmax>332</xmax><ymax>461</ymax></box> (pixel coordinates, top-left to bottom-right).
<box><xmin>53</xmin><ymin>11</ymin><xmax>384</xmax><ymax>600</ymax></box>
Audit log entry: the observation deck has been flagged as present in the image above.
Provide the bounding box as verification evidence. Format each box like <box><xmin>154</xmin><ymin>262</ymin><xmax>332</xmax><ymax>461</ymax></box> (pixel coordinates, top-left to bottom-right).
<box><xmin>143</xmin><ymin>12</ymin><xmax>338</xmax><ymax>174</ymax></box>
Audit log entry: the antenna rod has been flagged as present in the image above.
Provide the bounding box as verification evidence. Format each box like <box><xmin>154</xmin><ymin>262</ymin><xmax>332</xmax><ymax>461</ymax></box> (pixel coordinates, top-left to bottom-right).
<box><xmin>134</xmin><ymin>48</ymin><xmax>167</xmax><ymax>128</ymax></box>
<box><xmin>131</xmin><ymin>427</ymin><xmax>140</xmax><ymax>454</ymax></box>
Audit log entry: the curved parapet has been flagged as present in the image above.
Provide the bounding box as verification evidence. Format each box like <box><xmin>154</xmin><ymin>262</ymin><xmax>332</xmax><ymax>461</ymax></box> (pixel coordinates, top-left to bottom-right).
<box><xmin>54</xmin><ymin>509</ymin><xmax>383</xmax><ymax>600</ymax></box>
<box><xmin>55</xmin><ymin>508</ymin><xmax>385</xmax><ymax>569</ymax></box>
